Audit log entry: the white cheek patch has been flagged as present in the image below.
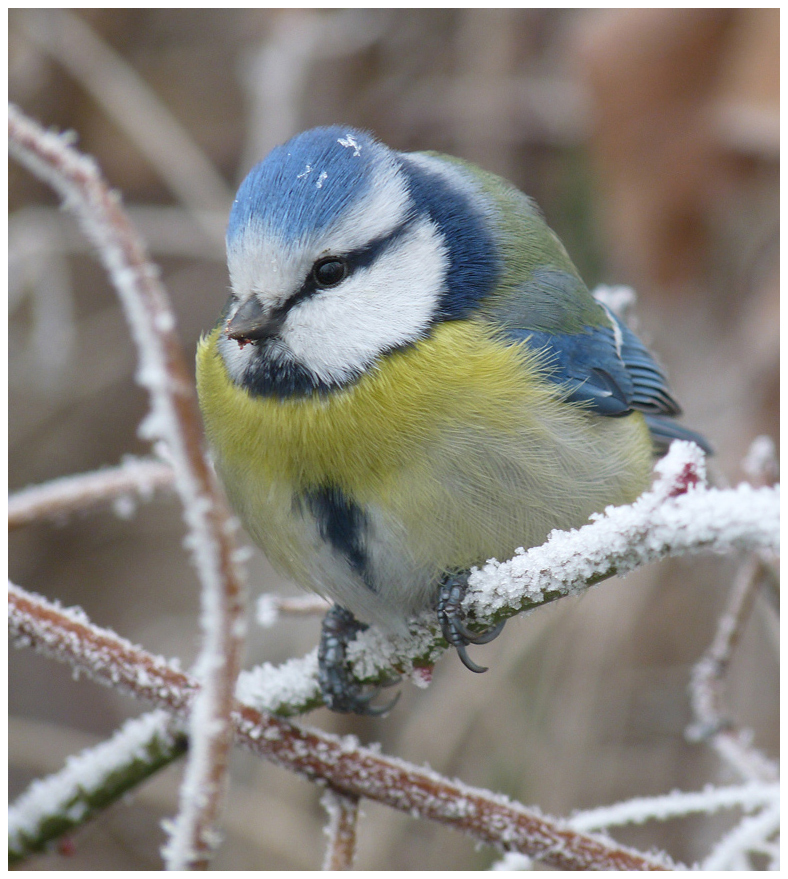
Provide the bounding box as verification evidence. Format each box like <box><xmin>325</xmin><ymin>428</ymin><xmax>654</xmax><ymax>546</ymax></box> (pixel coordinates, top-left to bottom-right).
<box><xmin>282</xmin><ymin>217</ymin><xmax>448</xmax><ymax>384</ymax></box>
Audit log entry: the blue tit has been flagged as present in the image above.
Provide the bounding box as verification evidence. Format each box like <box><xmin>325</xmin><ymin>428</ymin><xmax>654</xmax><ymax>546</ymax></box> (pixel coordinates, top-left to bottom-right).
<box><xmin>196</xmin><ymin>126</ymin><xmax>708</xmax><ymax>713</ymax></box>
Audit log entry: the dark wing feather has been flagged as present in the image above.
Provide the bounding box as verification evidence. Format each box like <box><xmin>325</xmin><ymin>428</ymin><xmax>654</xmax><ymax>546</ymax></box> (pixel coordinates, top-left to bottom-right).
<box><xmin>508</xmin><ymin>308</ymin><xmax>680</xmax><ymax>419</ymax></box>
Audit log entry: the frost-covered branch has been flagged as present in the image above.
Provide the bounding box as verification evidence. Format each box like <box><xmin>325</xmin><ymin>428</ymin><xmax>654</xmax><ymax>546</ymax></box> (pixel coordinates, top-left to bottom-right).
<box><xmin>683</xmin><ymin>436</ymin><xmax>779</xmax><ymax>786</ymax></box>
<box><xmin>8</xmin><ymin>583</ymin><xmax>673</xmax><ymax>870</ymax></box>
<box><xmin>8</xmin><ymin>711</ymin><xmax>186</xmax><ymax>864</ymax></box>
<box><xmin>320</xmin><ymin>789</ymin><xmax>360</xmax><ymax>871</ymax></box>
<box><xmin>569</xmin><ymin>782</ymin><xmax>779</xmax><ymax>832</ymax></box>
<box><xmin>493</xmin><ymin>781</ymin><xmax>779</xmax><ymax>871</ymax></box>
<box><xmin>15</xmin><ymin>444</ymin><xmax>776</xmax><ymax>724</ymax></box>
<box><xmin>9</xmin><ymin>583</ymin><xmax>200</xmax><ymax>711</ymax></box>
<box><xmin>8</xmin><ymin>458</ymin><xmax>174</xmax><ymax>530</ymax></box>
<box><xmin>10</xmin><ymin>444</ymin><xmax>777</xmax><ymax>730</ymax></box>
<box><xmin>702</xmin><ymin>801</ymin><xmax>780</xmax><ymax>870</ymax></box>
<box><xmin>8</xmin><ymin>105</ymin><xmax>245</xmax><ymax>870</ymax></box>
<box><xmin>465</xmin><ymin>442</ymin><xmax>777</xmax><ymax>623</ymax></box>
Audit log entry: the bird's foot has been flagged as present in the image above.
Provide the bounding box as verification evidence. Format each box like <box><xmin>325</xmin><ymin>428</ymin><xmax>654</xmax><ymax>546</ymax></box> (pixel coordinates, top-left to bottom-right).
<box><xmin>437</xmin><ymin>573</ymin><xmax>506</xmax><ymax>673</ymax></box>
<box><xmin>318</xmin><ymin>604</ymin><xmax>400</xmax><ymax>715</ymax></box>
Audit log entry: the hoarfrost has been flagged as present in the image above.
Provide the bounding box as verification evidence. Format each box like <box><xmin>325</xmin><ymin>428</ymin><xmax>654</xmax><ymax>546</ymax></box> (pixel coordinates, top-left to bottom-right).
<box><xmin>236</xmin><ymin>651</ymin><xmax>321</xmax><ymax>713</ymax></box>
<box><xmin>570</xmin><ymin>782</ymin><xmax>779</xmax><ymax>831</ymax></box>
<box><xmin>9</xmin><ymin>711</ymin><xmax>177</xmax><ymax>855</ymax></box>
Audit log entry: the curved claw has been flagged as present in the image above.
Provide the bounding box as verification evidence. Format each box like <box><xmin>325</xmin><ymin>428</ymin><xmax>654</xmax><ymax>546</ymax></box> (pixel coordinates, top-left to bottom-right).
<box><xmin>437</xmin><ymin>573</ymin><xmax>507</xmax><ymax>673</ymax></box>
<box><xmin>379</xmin><ymin>674</ymin><xmax>403</xmax><ymax>689</ymax></box>
<box><xmin>455</xmin><ymin>642</ymin><xmax>489</xmax><ymax>674</ymax></box>
<box><xmin>354</xmin><ymin>680</ymin><xmax>395</xmax><ymax>704</ymax></box>
<box><xmin>330</xmin><ymin>680</ymin><xmax>401</xmax><ymax>715</ymax></box>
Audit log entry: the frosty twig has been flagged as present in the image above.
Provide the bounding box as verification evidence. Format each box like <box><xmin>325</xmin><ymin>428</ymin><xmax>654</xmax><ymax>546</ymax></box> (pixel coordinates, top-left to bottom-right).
<box><xmin>687</xmin><ymin>557</ymin><xmax>779</xmax><ymax>782</ymax></box>
<box><xmin>8</xmin><ymin>458</ymin><xmax>174</xmax><ymax>530</ymax></box>
<box><xmin>9</xmin><ymin>582</ymin><xmax>673</xmax><ymax>870</ymax></box>
<box><xmin>9</xmin><ymin>105</ymin><xmax>245</xmax><ymax>871</ymax></box>
<box><xmin>321</xmin><ymin>789</ymin><xmax>361</xmax><ymax>871</ymax></box>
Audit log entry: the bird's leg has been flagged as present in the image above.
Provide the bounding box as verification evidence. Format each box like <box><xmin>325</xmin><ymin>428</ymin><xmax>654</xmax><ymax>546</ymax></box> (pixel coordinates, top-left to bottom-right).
<box><xmin>437</xmin><ymin>572</ymin><xmax>506</xmax><ymax>673</ymax></box>
<box><xmin>318</xmin><ymin>604</ymin><xmax>400</xmax><ymax>715</ymax></box>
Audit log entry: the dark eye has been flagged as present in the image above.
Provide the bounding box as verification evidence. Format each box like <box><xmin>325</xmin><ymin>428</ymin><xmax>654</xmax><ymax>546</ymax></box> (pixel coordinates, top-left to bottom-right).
<box><xmin>312</xmin><ymin>257</ymin><xmax>348</xmax><ymax>288</ymax></box>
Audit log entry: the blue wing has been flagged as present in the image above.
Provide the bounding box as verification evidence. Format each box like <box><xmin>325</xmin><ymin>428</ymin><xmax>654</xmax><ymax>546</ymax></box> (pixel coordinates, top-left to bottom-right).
<box><xmin>511</xmin><ymin>314</ymin><xmax>713</xmax><ymax>453</ymax></box>
<box><xmin>512</xmin><ymin>309</ymin><xmax>680</xmax><ymax>417</ymax></box>
<box><xmin>484</xmin><ymin>267</ymin><xmax>678</xmax><ymax>418</ymax></box>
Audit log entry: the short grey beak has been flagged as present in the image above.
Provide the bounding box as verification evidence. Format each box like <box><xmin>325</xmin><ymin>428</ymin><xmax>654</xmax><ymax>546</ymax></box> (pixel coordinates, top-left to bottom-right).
<box><xmin>225</xmin><ymin>297</ymin><xmax>283</xmax><ymax>343</ymax></box>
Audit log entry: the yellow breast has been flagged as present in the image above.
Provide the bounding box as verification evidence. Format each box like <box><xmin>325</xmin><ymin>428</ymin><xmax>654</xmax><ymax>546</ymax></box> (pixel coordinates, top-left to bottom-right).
<box><xmin>196</xmin><ymin>321</ymin><xmax>565</xmax><ymax>500</ymax></box>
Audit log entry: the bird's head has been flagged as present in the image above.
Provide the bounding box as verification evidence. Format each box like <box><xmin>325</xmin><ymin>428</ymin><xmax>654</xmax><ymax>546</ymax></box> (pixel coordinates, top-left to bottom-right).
<box><xmin>218</xmin><ymin>127</ymin><xmax>499</xmax><ymax>396</ymax></box>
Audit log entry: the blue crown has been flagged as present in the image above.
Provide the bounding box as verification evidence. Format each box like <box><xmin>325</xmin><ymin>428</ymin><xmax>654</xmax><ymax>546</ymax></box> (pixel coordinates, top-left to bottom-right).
<box><xmin>227</xmin><ymin>127</ymin><xmax>383</xmax><ymax>244</ymax></box>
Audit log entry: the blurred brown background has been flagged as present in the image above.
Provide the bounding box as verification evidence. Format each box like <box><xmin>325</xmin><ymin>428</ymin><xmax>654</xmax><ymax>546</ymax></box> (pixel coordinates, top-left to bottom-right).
<box><xmin>9</xmin><ymin>9</ymin><xmax>778</xmax><ymax>871</ymax></box>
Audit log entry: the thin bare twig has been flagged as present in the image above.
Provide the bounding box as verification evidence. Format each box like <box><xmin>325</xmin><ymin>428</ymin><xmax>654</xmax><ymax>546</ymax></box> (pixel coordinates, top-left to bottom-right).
<box><xmin>8</xmin><ymin>105</ymin><xmax>245</xmax><ymax>870</ymax></box>
<box><xmin>685</xmin><ymin>435</ymin><xmax>780</xmax><ymax>784</ymax></box>
<box><xmin>321</xmin><ymin>789</ymin><xmax>361</xmax><ymax>871</ymax></box>
<box><xmin>9</xmin><ymin>583</ymin><xmax>675</xmax><ymax>870</ymax></box>
<box><xmin>255</xmin><ymin>593</ymin><xmax>331</xmax><ymax>628</ymax></box>
<box><xmin>8</xmin><ymin>458</ymin><xmax>175</xmax><ymax>530</ymax></box>
<box><xmin>687</xmin><ymin>556</ymin><xmax>779</xmax><ymax>782</ymax></box>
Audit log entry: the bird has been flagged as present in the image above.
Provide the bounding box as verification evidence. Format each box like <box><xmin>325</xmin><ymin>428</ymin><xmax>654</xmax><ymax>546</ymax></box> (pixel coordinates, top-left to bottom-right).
<box><xmin>196</xmin><ymin>126</ymin><xmax>708</xmax><ymax>714</ymax></box>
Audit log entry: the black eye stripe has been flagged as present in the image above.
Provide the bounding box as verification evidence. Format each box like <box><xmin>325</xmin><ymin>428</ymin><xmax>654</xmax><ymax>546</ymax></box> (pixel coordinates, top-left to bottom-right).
<box><xmin>312</xmin><ymin>221</ymin><xmax>412</xmax><ymax>282</ymax></box>
<box><xmin>351</xmin><ymin>220</ymin><xmax>411</xmax><ymax>270</ymax></box>
<box><xmin>286</xmin><ymin>216</ymin><xmax>414</xmax><ymax>315</ymax></box>
<box><xmin>274</xmin><ymin>217</ymin><xmax>417</xmax><ymax>320</ymax></box>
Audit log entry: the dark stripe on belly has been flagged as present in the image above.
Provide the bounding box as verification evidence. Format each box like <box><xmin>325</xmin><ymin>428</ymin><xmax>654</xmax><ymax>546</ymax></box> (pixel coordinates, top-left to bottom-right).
<box><xmin>297</xmin><ymin>486</ymin><xmax>376</xmax><ymax>592</ymax></box>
